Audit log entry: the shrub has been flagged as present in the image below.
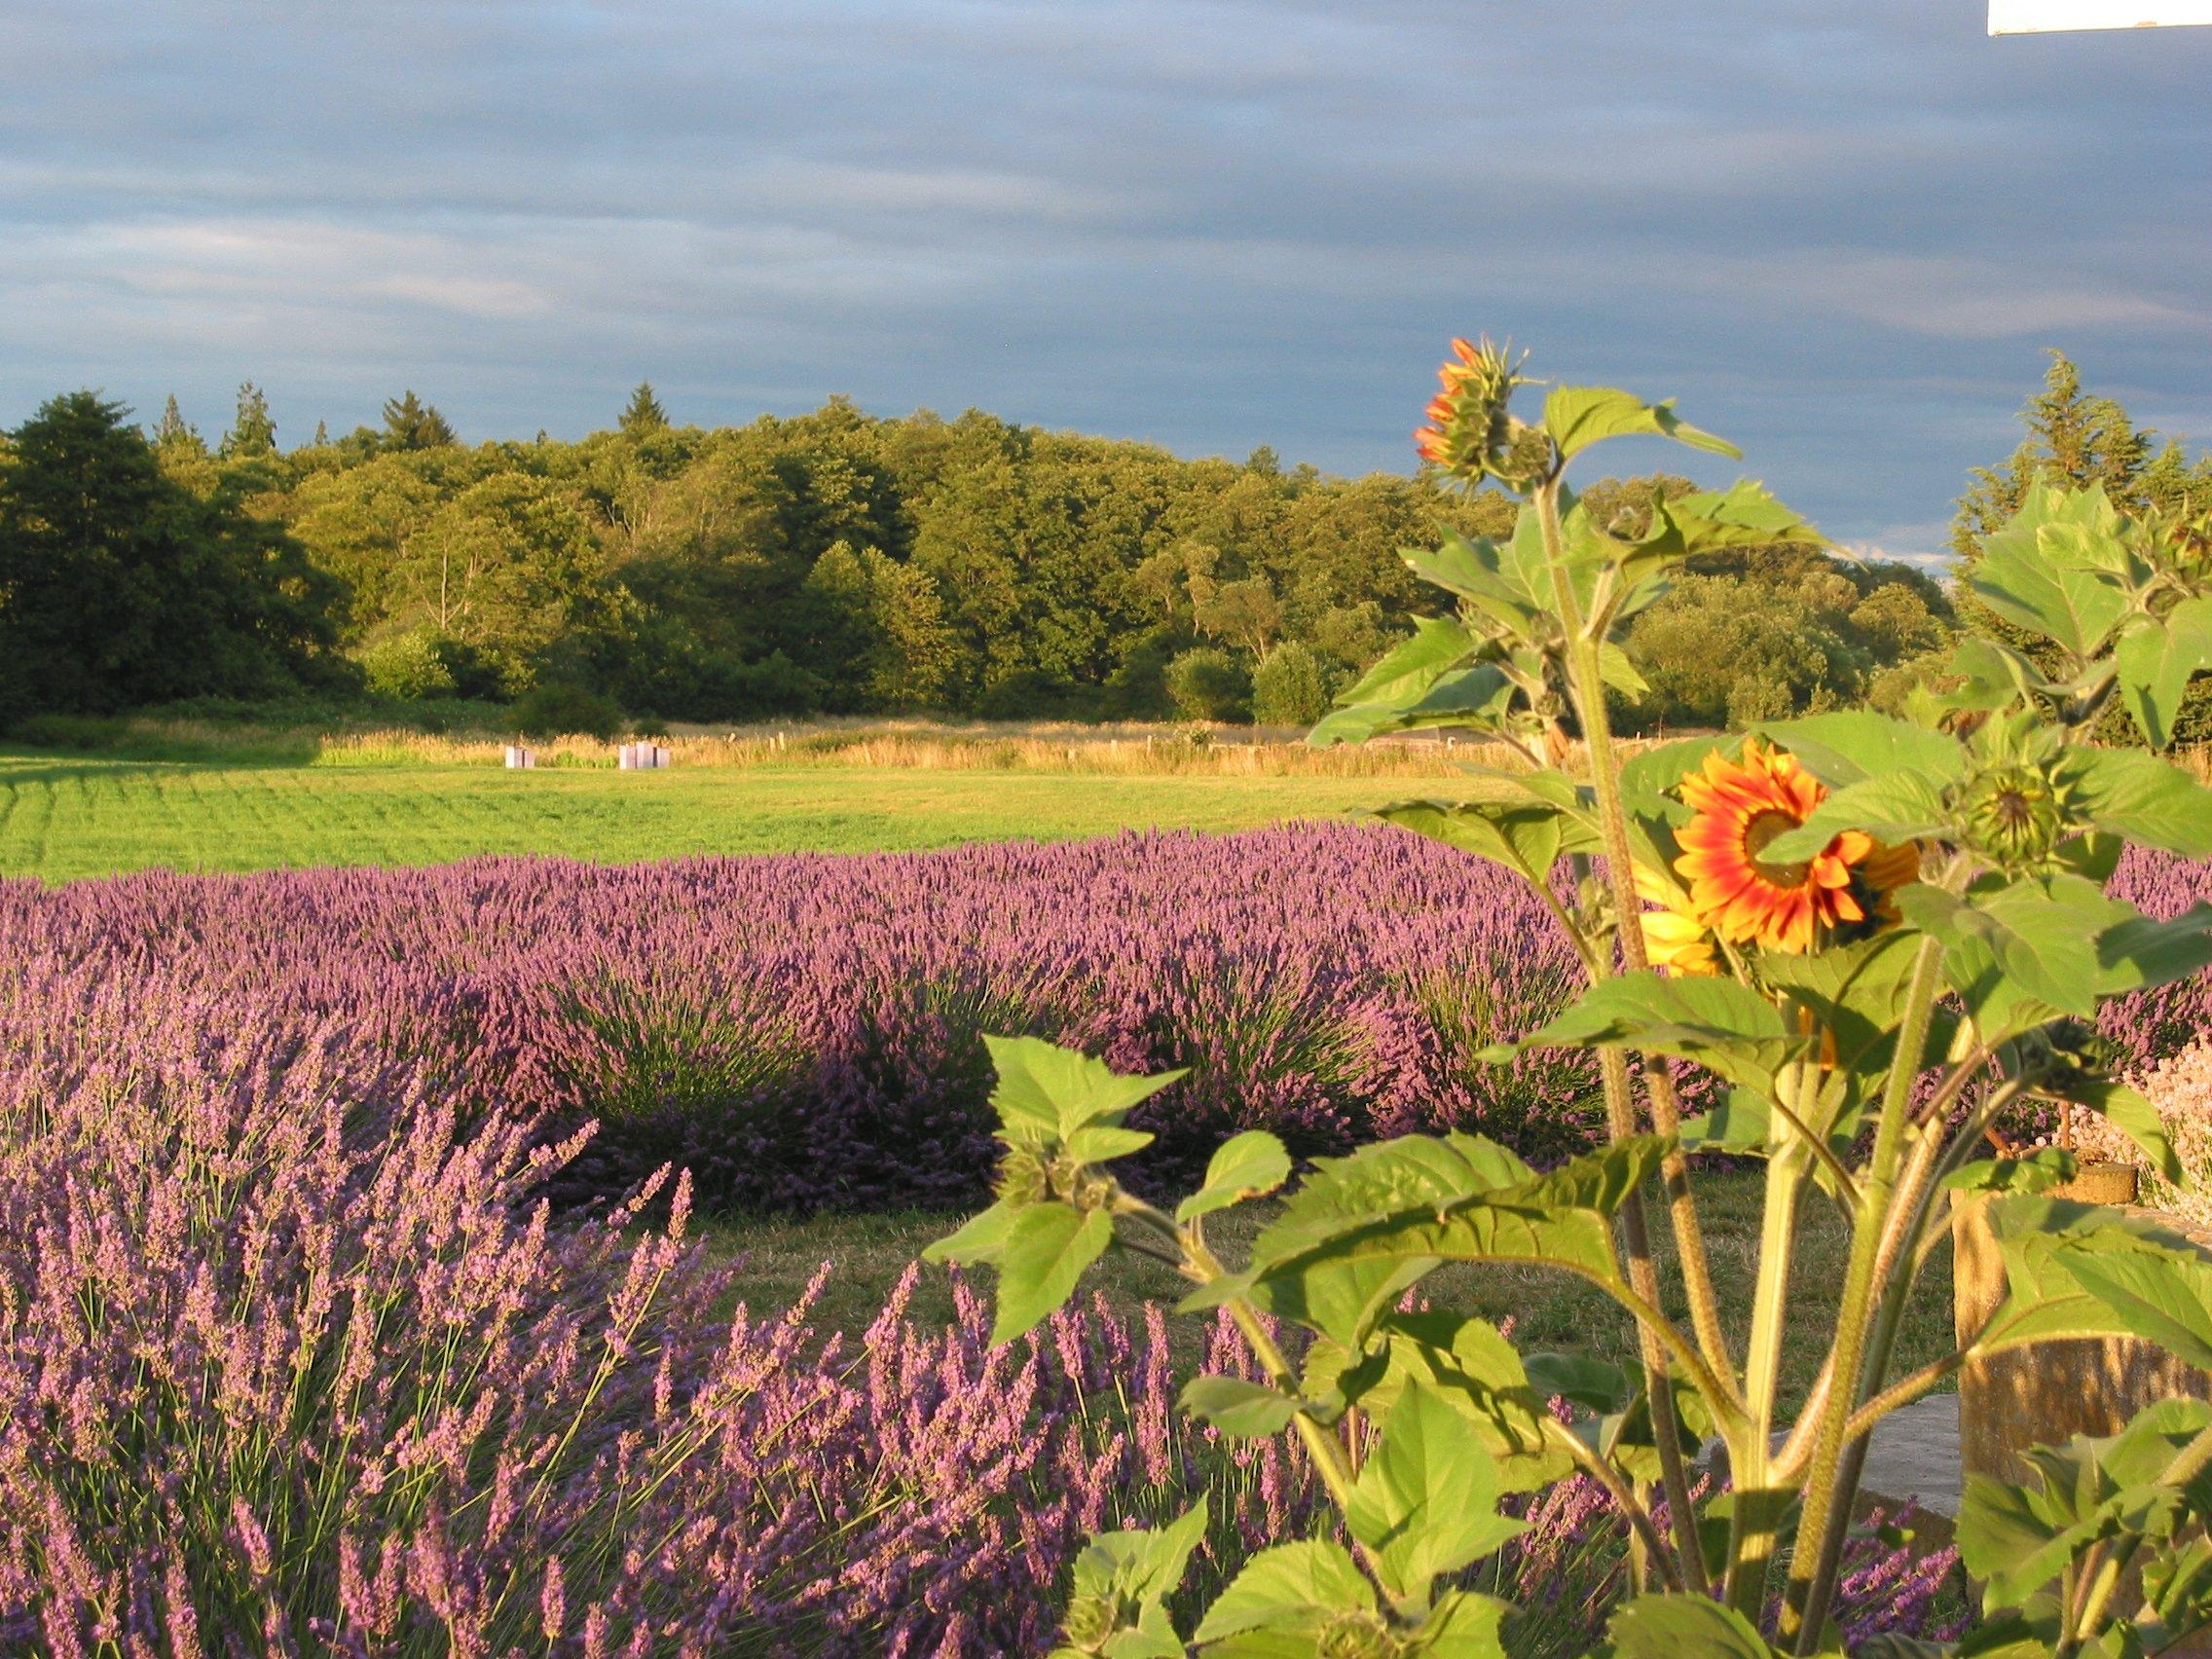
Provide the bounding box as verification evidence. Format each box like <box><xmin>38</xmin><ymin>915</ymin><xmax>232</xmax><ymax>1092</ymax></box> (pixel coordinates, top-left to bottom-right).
<box><xmin>1164</xmin><ymin>645</ymin><xmax>1251</xmax><ymax>722</ymax></box>
<box><xmin>1250</xmin><ymin>640</ymin><xmax>1333</xmax><ymax>726</ymax></box>
<box><xmin>977</xmin><ymin>667</ymin><xmax>1092</xmax><ymax>720</ymax></box>
<box><xmin>0</xmin><ymin>826</ymin><xmax>1603</xmax><ymax>1211</ymax></box>
<box><xmin>506</xmin><ymin>681</ymin><xmax>625</xmax><ymax>740</ymax></box>
<box><xmin>357</xmin><ymin>629</ymin><xmax>458</xmax><ymax>700</ymax></box>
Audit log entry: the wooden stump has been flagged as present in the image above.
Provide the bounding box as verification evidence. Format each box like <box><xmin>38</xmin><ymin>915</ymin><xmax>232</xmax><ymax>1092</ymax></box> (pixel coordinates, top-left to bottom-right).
<box><xmin>1953</xmin><ymin>1163</ymin><xmax>2212</xmax><ymax>1482</ymax></box>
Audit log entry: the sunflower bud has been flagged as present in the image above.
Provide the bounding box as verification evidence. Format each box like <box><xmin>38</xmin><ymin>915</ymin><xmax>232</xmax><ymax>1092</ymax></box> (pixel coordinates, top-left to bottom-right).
<box><xmin>1316</xmin><ymin>1611</ymin><xmax>1407</xmax><ymax>1659</ymax></box>
<box><xmin>2021</xmin><ymin>1016</ymin><xmax>2124</xmax><ymax>1101</ymax></box>
<box><xmin>995</xmin><ymin>1146</ymin><xmax>1050</xmax><ymax>1205</ymax></box>
<box><xmin>1060</xmin><ymin>1593</ymin><xmax>1121</xmax><ymax>1652</ymax></box>
<box><xmin>1047</xmin><ymin>1154</ymin><xmax>1119</xmax><ymax>1213</ymax></box>
<box><xmin>2159</xmin><ymin>505</ymin><xmax>2212</xmax><ymax>576</ymax></box>
<box><xmin>1961</xmin><ymin>759</ymin><xmax>2074</xmax><ymax>873</ymax></box>
<box><xmin>1414</xmin><ymin>338</ymin><xmax>1556</xmax><ymax>490</ymax></box>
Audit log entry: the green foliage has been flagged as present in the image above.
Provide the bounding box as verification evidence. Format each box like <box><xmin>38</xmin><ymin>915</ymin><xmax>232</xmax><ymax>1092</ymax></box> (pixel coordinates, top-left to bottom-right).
<box><xmin>358</xmin><ymin>630</ymin><xmax>458</xmax><ymax>701</ymax></box>
<box><xmin>1953</xmin><ymin>1398</ymin><xmax>2212</xmax><ymax>1653</ymax></box>
<box><xmin>619</xmin><ymin>380</ymin><xmax>669</xmax><ymax>438</ymax></box>
<box><xmin>797</xmin><ymin>539</ymin><xmax>960</xmax><ymax>712</ymax></box>
<box><xmin>0</xmin><ymin>391</ymin><xmax>340</xmax><ymax>721</ymax></box>
<box><xmin>1165</xmin><ymin>646</ymin><xmax>1252</xmax><ymax>723</ymax></box>
<box><xmin>1616</xmin><ymin>548</ymin><xmax>1956</xmax><ymax>733</ymax></box>
<box><xmin>1050</xmin><ymin>1502</ymin><xmax>1210</xmax><ymax>1659</ymax></box>
<box><xmin>381</xmin><ymin>390</ymin><xmax>459</xmax><ymax>451</ymax></box>
<box><xmin>940</xmin><ymin>345</ymin><xmax>2212</xmax><ymax>1658</ymax></box>
<box><xmin>505</xmin><ymin>681</ymin><xmax>625</xmax><ymax>741</ymax></box>
<box><xmin>1953</xmin><ymin>351</ymin><xmax>2212</xmax><ymax>748</ymax></box>
<box><xmin>7</xmin><ymin>376</ymin><xmax>1967</xmax><ymax>732</ymax></box>
<box><xmin>1251</xmin><ymin>641</ymin><xmax>1334</xmax><ymax>726</ymax></box>
<box><xmin>218</xmin><ymin>381</ymin><xmax>277</xmax><ymax>460</ymax></box>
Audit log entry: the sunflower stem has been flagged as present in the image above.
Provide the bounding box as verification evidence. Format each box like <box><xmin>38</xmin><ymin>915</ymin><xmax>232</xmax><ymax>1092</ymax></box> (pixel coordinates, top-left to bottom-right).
<box><xmin>1535</xmin><ymin>473</ymin><xmax>1716</xmax><ymax>1598</ymax></box>
<box><xmin>1725</xmin><ymin>1045</ymin><xmax>1817</xmax><ymax>1620</ymax></box>
<box><xmin>1782</xmin><ymin>932</ymin><xmax>1945</xmax><ymax>1648</ymax></box>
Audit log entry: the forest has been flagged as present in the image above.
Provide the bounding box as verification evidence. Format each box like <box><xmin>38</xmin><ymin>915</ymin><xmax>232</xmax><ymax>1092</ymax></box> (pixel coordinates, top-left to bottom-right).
<box><xmin>0</xmin><ymin>355</ymin><xmax>2202</xmax><ymax>737</ymax></box>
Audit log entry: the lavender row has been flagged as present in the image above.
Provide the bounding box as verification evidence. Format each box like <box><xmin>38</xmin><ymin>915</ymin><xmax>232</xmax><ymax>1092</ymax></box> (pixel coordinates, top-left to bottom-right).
<box><xmin>0</xmin><ymin>825</ymin><xmax>1599</xmax><ymax>1210</ymax></box>
<box><xmin>4</xmin><ymin>826</ymin><xmax>2206</xmax><ymax>1213</ymax></box>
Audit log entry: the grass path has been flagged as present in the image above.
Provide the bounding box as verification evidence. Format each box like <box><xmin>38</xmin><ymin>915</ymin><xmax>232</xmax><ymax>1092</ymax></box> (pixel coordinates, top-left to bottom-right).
<box><xmin>704</xmin><ymin>1169</ymin><xmax>1955</xmax><ymax>1417</ymax></box>
<box><xmin>0</xmin><ymin>750</ymin><xmax>1493</xmax><ymax>882</ymax></box>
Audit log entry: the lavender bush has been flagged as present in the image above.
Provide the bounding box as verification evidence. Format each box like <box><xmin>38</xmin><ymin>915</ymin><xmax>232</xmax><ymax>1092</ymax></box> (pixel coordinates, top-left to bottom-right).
<box><xmin>0</xmin><ymin>1006</ymin><xmax>1961</xmax><ymax>1651</ymax></box>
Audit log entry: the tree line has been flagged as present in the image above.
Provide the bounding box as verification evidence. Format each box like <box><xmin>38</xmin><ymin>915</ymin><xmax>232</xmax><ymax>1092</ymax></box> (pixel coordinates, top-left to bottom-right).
<box><xmin>0</xmin><ymin>358</ymin><xmax>2194</xmax><ymax>735</ymax></box>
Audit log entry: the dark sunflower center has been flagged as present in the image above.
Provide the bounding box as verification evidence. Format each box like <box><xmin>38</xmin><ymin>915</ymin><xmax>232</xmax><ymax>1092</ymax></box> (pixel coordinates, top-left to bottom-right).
<box><xmin>1991</xmin><ymin>788</ymin><xmax>2034</xmax><ymax>830</ymax></box>
<box><xmin>1742</xmin><ymin>808</ymin><xmax>1811</xmax><ymax>888</ymax></box>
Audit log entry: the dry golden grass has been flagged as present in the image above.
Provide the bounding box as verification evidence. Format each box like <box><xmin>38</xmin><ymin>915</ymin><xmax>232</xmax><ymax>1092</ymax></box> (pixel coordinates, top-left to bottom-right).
<box><xmin>315</xmin><ymin>719</ymin><xmax>1555</xmax><ymax>778</ymax></box>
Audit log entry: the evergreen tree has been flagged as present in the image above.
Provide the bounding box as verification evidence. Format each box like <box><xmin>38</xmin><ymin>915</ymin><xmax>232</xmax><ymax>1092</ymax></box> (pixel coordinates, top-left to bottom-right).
<box><xmin>1953</xmin><ymin>350</ymin><xmax>2212</xmax><ymax>739</ymax></box>
<box><xmin>218</xmin><ymin>382</ymin><xmax>276</xmax><ymax>459</ymax></box>
<box><xmin>153</xmin><ymin>395</ymin><xmax>199</xmax><ymax>450</ymax></box>
<box><xmin>381</xmin><ymin>391</ymin><xmax>459</xmax><ymax>451</ymax></box>
<box><xmin>1951</xmin><ymin>352</ymin><xmax>2169</xmax><ymax>557</ymax></box>
<box><xmin>150</xmin><ymin>393</ymin><xmax>217</xmax><ymax>498</ymax></box>
<box><xmin>0</xmin><ymin>392</ymin><xmax>332</xmax><ymax>716</ymax></box>
<box><xmin>620</xmin><ymin>381</ymin><xmax>669</xmax><ymax>438</ymax></box>
<box><xmin>313</xmin><ymin>419</ymin><xmax>330</xmax><ymax>448</ymax></box>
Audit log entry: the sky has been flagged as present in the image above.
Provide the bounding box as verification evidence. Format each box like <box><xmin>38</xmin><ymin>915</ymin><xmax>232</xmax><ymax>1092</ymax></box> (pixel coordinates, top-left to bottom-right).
<box><xmin>2</xmin><ymin>1</ymin><xmax>2209</xmax><ymax>560</ymax></box>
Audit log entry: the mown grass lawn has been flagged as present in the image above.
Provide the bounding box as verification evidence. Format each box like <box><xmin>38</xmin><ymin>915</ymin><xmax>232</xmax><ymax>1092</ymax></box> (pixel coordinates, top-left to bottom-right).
<box><xmin>702</xmin><ymin>1168</ymin><xmax>1956</xmax><ymax>1419</ymax></box>
<box><xmin>0</xmin><ymin>750</ymin><xmax>1493</xmax><ymax>882</ymax></box>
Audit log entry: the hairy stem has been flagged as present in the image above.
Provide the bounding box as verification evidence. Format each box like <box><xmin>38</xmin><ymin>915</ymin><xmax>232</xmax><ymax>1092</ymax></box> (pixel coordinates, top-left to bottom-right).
<box><xmin>1785</xmin><ymin>934</ymin><xmax>1944</xmax><ymax>1648</ymax></box>
<box><xmin>1169</xmin><ymin>1217</ymin><xmax>1364</xmax><ymax>1514</ymax></box>
<box><xmin>1536</xmin><ymin>476</ymin><xmax>1716</xmax><ymax>1595</ymax></box>
<box><xmin>1549</xmin><ymin>1421</ymin><xmax>1685</xmax><ymax>1593</ymax></box>
<box><xmin>1726</xmin><ymin>1102</ymin><xmax>1812</xmax><ymax>1618</ymax></box>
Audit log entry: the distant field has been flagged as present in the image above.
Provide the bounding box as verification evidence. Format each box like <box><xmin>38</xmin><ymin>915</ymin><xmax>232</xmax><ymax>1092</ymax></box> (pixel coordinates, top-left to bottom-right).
<box><xmin>0</xmin><ymin>751</ymin><xmax>1494</xmax><ymax>882</ymax></box>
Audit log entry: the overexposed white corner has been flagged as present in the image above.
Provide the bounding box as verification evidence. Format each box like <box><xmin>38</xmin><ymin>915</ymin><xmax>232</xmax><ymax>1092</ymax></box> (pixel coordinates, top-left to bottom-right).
<box><xmin>1991</xmin><ymin>0</ymin><xmax>2212</xmax><ymax>31</ymax></box>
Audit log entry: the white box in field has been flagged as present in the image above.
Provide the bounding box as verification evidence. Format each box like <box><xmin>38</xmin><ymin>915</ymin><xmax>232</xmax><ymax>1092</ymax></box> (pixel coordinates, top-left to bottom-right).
<box><xmin>1992</xmin><ymin>0</ymin><xmax>2212</xmax><ymax>29</ymax></box>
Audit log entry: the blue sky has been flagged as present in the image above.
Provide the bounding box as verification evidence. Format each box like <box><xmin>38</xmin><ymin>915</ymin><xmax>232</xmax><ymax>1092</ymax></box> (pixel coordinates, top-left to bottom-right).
<box><xmin>3</xmin><ymin>1</ymin><xmax>2208</xmax><ymax>558</ymax></box>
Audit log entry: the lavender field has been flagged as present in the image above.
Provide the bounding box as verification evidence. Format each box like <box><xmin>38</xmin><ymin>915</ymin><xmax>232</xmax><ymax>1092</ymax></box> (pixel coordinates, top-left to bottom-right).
<box><xmin>0</xmin><ymin>823</ymin><xmax>1606</xmax><ymax>1211</ymax></box>
<box><xmin>7</xmin><ymin>823</ymin><xmax>2209</xmax><ymax>1211</ymax></box>
<box><xmin>5</xmin><ymin>825</ymin><xmax>2209</xmax><ymax>1649</ymax></box>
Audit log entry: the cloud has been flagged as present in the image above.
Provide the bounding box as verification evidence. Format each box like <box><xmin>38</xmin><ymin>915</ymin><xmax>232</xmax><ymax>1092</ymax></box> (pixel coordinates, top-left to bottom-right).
<box><xmin>1701</xmin><ymin>252</ymin><xmax>2205</xmax><ymax>340</ymax></box>
<box><xmin>0</xmin><ymin>0</ymin><xmax>2208</xmax><ymax>541</ymax></box>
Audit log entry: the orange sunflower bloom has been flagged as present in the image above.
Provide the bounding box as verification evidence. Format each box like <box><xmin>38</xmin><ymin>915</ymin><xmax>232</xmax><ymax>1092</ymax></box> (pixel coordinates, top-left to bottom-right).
<box><xmin>1673</xmin><ymin>739</ymin><xmax>1920</xmax><ymax>956</ymax></box>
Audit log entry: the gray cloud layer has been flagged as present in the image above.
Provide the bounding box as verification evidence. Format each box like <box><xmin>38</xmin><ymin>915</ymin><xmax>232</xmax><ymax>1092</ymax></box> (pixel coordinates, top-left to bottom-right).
<box><xmin>4</xmin><ymin>0</ymin><xmax>2209</xmax><ymax>553</ymax></box>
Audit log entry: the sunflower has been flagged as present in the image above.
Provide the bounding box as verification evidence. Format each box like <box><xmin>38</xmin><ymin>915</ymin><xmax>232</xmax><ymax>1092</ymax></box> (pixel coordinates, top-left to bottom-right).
<box><xmin>1413</xmin><ymin>337</ymin><xmax>1552</xmax><ymax>487</ymax></box>
<box><xmin>1673</xmin><ymin>739</ymin><xmax>1920</xmax><ymax>956</ymax></box>
<box><xmin>1634</xmin><ymin>865</ymin><xmax>1719</xmax><ymax>977</ymax></box>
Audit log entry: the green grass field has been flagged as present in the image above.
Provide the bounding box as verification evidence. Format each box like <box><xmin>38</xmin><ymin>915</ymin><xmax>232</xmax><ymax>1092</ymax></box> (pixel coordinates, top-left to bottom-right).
<box><xmin>0</xmin><ymin>750</ymin><xmax>1487</xmax><ymax>883</ymax></box>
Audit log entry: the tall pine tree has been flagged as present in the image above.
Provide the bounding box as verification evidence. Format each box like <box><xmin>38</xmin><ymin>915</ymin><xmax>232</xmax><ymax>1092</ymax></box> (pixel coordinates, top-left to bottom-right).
<box><xmin>218</xmin><ymin>382</ymin><xmax>276</xmax><ymax>459</ymax></box>
<box><xmin>382</xmin><ymin>391</ymin><xmax>459</xmax><ymax>451</ymax></box>
<box><xmin>619</xmin><ymin>381</ymin><xmax>669</xmax><ymax>437</ymax></box>
<box><xmin>1953</xmin><ymin>350</ymin><xmax>2212</xmax><ymax>740</ymax></box>
<box><xmin>152</xmin><ymin>395</ymin><xmax>199</xmax><ymax>450</ymax></box>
